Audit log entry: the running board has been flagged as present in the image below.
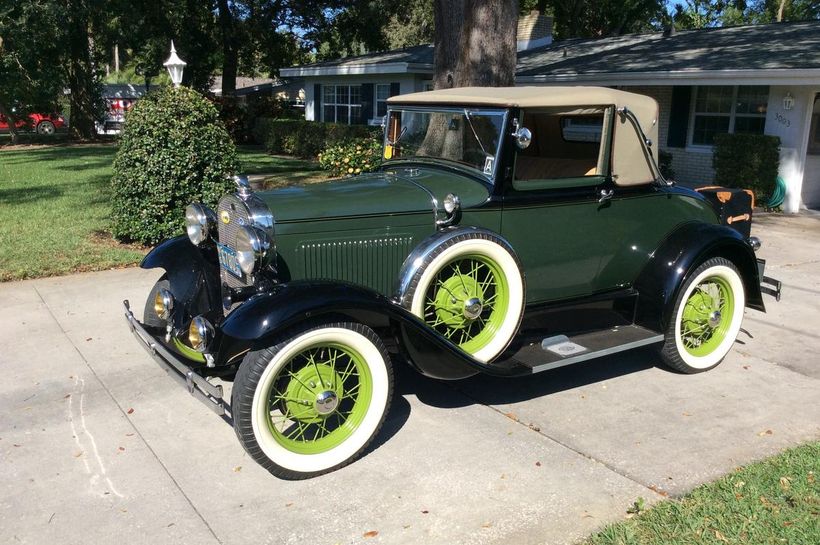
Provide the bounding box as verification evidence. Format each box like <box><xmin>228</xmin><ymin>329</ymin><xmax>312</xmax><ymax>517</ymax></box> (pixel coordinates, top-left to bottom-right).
<box><xmin>510</xmin><ymin>325</ymin><xmax>664</xmax><ymax>374</ymax></box>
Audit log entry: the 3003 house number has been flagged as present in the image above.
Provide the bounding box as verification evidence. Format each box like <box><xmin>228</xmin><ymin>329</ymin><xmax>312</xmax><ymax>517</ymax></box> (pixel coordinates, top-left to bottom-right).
<box><xmin>775</xmin><ymin>113</ymin><xmax>791</xmax><ymax>128</ymax></box>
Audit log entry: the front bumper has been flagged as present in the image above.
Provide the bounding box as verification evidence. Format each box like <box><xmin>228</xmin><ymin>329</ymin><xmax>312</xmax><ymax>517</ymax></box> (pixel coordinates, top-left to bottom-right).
<box><xmin>123</xmin><ymin>300</ymin><xmax>228</xmax><ymax>417</ymax></box>
<box><xmin>757</xmin><ymin>258</ymin><xmax>782</xmax><ymax>302</ymax></box>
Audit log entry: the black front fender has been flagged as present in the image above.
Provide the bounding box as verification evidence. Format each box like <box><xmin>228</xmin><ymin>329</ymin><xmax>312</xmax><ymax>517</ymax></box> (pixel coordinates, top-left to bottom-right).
<box><xmin>217</xmin><ymin>281</ymin><xmax>483</xmax><ymax>380</ymax></box>
<box><xmin>141</xmin><ymin>236</ymin><xmax>222</xmax><ymax>326</ymax></box>
<box><xmin>634</xmin><ymin>221</ymin><xmax>764</xmax><ymax>332</ymax></box>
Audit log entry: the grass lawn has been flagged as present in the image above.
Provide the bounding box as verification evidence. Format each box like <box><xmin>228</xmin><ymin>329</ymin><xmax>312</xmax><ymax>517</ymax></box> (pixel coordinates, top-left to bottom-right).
<box><xmin>586</xmin><ymin>441</ymin><xmax>819</xmax><ymax>545</ymax></box>
<box><xmin>0</xmin><ymin>143</ymin><xmax>323</xmax><ymax>281</ymax></box>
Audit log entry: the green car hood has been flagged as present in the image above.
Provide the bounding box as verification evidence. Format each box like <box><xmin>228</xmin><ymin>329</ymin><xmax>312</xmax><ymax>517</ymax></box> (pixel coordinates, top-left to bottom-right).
<box><xmin>257</xmin><ymin>166</ymin><xmax>490</xmax><ymax>228</ymax></box>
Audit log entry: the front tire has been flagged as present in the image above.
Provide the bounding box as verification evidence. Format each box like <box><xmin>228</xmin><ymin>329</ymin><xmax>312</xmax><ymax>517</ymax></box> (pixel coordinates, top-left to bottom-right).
<box><xmin>232</xmin><ymin>322</ymin><xmax>393</xmax><ymax>479</ymax></box>
<box><xmin>660</xmin><ymin>257</ymin><xmax>745</xmax><ymax>373</ymax></box>
<box><xmin>36</xmin><ymin>120</ymin><xmax>55</xmax><ymax>135</ymax></box>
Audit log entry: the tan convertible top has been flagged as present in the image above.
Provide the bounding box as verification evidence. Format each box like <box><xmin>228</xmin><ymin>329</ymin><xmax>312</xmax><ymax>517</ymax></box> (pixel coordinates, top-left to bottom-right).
<box><xmin>389</xmin><ymin>86</ymin><xmax>660</xmax><ymax>186</ymax></box>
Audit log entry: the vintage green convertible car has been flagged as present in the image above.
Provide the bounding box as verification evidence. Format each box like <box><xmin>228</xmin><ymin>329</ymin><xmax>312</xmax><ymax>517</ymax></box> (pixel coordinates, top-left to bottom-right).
<box><xmin>124</xmin><ymin>86</ymin><xmax>781</xmax><ymax>479</ymax></box>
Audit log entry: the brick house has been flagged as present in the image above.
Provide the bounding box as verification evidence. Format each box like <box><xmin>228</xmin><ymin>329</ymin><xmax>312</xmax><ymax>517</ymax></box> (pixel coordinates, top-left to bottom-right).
<box><xmin>280</xmin><ymin>18</ymin><xmax>820</xmax><ymax>213</ymax></box>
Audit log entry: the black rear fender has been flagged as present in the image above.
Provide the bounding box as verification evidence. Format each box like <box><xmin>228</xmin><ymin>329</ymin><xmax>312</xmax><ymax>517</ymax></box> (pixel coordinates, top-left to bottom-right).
<box><xmin>217</xmin><ymin>281</ymin><xmax>481</xmax><ymax>380</ymax></box>
<box><xmin>634</xmin><ymin>221</ymin><xmax>764</xmax><ymax>332</ymax></box>
<box><xmin>140</xmin><ymin>236</ymin><xmax>222</xmax><ymax>326</ymax></box>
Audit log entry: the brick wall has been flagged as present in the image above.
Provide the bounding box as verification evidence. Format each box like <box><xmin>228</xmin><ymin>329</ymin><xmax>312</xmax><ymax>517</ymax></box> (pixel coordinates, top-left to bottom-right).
<box><xmin>622</xmin><ymin>85</ymin><xmax>716</xmax><ymax>186</ymax></box>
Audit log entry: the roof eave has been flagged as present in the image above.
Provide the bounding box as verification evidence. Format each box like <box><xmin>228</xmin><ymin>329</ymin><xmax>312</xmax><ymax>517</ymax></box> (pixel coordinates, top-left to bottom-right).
<box><xmin>516</xmin><ymin>68</ymin><xmax>820</xmax><ymax>86</ymax></box>
<box><xmin>280</xmin><ymin>62</ymin><xmax>433</xmax><ymax>77</ymax></box>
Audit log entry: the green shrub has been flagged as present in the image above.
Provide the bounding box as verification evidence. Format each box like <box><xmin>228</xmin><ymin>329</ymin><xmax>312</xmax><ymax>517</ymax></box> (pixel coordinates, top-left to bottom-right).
<box><xmin>713</xmin><ymin>133</ymin><xmax>780</xmax><ymax>201</ymax></box>
<box><xmin>255</xmin><ymin>118</ymin><xmax>382</xmax><ymax>159</ymax></box>
<box><xmin>111</xmin><ymin>86</ymin><xmax>239</xmax><ymax>244</ymax></box>
<box><xmin>319</xmin><ymin>137</ymin><xmax>383</xmax><ymax>177</ymax></box>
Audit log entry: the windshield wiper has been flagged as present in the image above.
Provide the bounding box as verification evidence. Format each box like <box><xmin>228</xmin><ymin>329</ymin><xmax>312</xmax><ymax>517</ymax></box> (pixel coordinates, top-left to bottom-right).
<box><xmin>463</xmin><ymin>109</ymin><xmax>488</xmax><ymax>156</ymax></box>
<box><xmin>387</xmin><ymin>126</ymin><xmax>407</xmax><ymax>146</ymax></box>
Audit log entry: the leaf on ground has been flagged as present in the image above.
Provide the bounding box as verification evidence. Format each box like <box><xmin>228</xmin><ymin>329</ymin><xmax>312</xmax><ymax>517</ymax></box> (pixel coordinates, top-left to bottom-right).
<box><xmin>648</xmin><ymin>484</ymin><xmax>669</xmax><ymax>497</ymax></box>
<box><xmin>233</xmin><ymin>466</ymin><xmax>241</xmax><ymax>472</ymax></box>
<box><xmin>421</xmin><ymin>510</ymin><xmax>429</xmax><ymax>514</ymax></box>
<box><xmin>682</xmin><ymin>412</ymin><xmax>692</xmax><ymax>417</ymax></box>
<box><xmin>64</xmin><ymin>394</ymin><xmax>71</xmax><ymax>399</ymax></box>
<box><xmin>757</xmin><ymin>429</ymin><xmax>773</xmax><ymax>436</ymax></box>
<box><xmin>779</xmin><ymin>476</ymin><xmax>791</xmax><ymax>491</ymax></box>
<box><xmin>118</xmin><ymin>446</ymin><xmax>125</xmax><ymax>451</ymax></box>
<box><xmin>504</xmin><ymin>412</ymin><xmax>518</xmax><ymax>421</ymax></box>
<box><xmin>285</xmin><ymin>502</ymin><xmax>293</xmax><ymax>507</ymax></box>
<box><xmin>714</xmin><ymin>529</ymin><xmax>729</xmax><ymax>543</ymax></box>
<box><xmin>85</xmin><ymin>338</ymin><xmax>92</xmax><ymax>342</ymax></box>
<box><xmin>743</xmin><ymin>365</ymin><xmax>750</xmax><ymax>370</ymax></box>
<box><xmin>535</xmin><ymin>461</ymin><xmax>542</xmax><ymax>467</ymax></box>
<box><xmin>481</xmin><ymin>522</ymin><xmax>492</xmax><ymax>528</ymax></box>
<box><xmin>808</xmin><ymin>472</ymin><xmax>815</xmax><ymax>484</ymax></box>
<box><xmin>127</xmin><ymin>408</ymin><xmax>134</xmax><ymax>414</ymax></box>
<box><xmin>363</xmin><ymin>530</ymin><xmax>378</xmax><ymax>538</ymax></box>
<box><xmin>73</xmin><ymin>451</ymin><xmax>84</xmax><ymax>458</ymax></box>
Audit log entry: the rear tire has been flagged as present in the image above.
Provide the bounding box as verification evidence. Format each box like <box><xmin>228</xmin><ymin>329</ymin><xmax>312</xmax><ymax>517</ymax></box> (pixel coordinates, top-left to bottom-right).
<box><xmin>659</xmin><ymin>257</ymin><xmax>745</xmax><ymax>373</ymax></box>
<box><xmin>36</xmin><ymin>120</ymin><xmax>55</xmax><ymax>135</ymax></box>
<box><xmin>232</xmin><ymin>321</ymin><xmax>393</xmax><ymax>479</ymax></box>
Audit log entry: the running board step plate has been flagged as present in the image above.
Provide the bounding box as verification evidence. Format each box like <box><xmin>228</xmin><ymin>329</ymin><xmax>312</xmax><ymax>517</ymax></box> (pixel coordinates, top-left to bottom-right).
<box><xmin>513</xmin><ymin>325</ymin><xmax>664</xmax><ymax>374</ymax></box>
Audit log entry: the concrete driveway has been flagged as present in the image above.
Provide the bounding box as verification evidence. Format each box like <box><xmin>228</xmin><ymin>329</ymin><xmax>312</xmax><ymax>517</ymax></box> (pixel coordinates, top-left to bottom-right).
<box><xmin>1</xmin><ymin>214</ymin><xmax>818</xmax><ymax>545</ymax></box>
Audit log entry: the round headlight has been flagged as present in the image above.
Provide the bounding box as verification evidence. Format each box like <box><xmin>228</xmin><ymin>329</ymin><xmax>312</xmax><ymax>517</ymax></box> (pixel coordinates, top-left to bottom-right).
<box><xmin>235</xmin><ymin>225</ymin><xmax>271</xmax><ymax>275</ymax></box>
<box><xmin>185</xmin><ymin>203</ymin><xmax>216</xmax><ymax>246</ymax></box>
<box><xmin>443</xmin><ymin>193</ymin><xmax>460</xmax><ymax>215</ymax></box>
<box><xmin>153</xmin><ymin>288</ymin><xmax>174</xmax><ymax>320</ymax></box>
<box><xmin>188</xmin><ymin>316</ymin><xmax>214</xmax><ymax>353</ymax></box>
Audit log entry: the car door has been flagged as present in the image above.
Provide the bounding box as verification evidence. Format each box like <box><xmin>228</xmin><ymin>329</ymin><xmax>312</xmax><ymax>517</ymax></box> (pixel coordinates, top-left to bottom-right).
<box><xmin>501</xmin><ymin>108</ymin><xmax>612</xmax><ymax>304</ymax></box>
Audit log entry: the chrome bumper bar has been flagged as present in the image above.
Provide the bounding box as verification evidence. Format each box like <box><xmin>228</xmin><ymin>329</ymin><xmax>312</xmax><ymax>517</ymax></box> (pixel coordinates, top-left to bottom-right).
<box><xmin>756</xmin><ymin>258</ymin><xmax>782</xmax><ymax>302</ymax></box>
<box><xmin>123</xmin><ymin>300</ymin><xmax>227</xmax><ymax>417</ymax></box>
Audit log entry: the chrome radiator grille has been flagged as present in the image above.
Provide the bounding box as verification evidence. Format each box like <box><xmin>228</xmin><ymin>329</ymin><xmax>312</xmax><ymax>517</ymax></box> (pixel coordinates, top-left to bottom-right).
<box><xmin>217</xmin><ymin>194</ymin><xmax>253</xmax><ymax>290</ymax></box>
<box><xmin>300</xmin><ymin>236</ymin><xmax>414</xmax><ymax>296</ymax></box>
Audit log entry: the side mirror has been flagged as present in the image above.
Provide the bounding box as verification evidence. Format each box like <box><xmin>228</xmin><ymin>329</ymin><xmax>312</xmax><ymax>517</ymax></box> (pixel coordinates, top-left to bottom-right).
<box><xmin>513</xmin><ymin>126</ymin><xmax>532</xmax><ymax>149</ymax></box>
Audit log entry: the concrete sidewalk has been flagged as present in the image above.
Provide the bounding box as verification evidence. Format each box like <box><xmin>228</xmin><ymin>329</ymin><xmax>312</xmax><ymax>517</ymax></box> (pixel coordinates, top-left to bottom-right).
<box><xmin>1</xmin><ymin>214</ymin><xmax>818</xmax><ymax>545</ymax></box>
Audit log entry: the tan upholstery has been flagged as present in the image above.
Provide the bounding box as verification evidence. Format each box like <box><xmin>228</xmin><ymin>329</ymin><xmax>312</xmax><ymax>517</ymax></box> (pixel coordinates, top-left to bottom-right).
<box><xmin>515</xmin><ymin>156</ymin><xmax>597</xmax><ymax>180</ymax></box>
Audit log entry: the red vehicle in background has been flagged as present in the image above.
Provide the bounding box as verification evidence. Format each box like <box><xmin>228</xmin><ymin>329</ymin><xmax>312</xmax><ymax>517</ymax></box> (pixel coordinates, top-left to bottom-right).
<box><xmin>0</xmin><ymin>112</ymin><xmax>67</xmax><ymax>135</ymax></box>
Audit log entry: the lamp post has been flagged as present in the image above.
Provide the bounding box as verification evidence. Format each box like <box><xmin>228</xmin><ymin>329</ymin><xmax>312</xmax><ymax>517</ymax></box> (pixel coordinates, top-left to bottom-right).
<box><xmin>164</xmin><ymin>41</ymin><xmax>187</xmax><ymax>88</ymax></box>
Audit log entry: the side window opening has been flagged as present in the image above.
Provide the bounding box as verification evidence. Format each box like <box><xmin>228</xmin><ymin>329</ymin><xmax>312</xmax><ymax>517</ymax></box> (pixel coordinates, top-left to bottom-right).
<box><xmin>514</xmin><ymin>108</ymin><xmax>607</xmax><ymax>186</ymax></box>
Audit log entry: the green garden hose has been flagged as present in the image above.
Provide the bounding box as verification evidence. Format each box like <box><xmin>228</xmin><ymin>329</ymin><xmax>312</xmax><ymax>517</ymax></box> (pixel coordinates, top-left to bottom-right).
<box><xmin>766</xmin><ymin>176</ymin><xmax>786</xmax><ymax>209</ymax></box>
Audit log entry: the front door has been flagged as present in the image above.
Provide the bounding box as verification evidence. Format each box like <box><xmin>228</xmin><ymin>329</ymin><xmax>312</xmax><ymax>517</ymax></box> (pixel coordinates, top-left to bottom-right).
<box><xmin>802</xmin><ymin>95</ymin><xmax>820</xmax><ymax>209</ymax></box>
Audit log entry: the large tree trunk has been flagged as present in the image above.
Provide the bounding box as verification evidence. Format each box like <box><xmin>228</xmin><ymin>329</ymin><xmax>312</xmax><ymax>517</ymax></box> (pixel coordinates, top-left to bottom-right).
<box><xmin>217</xmin><ymin>0</ymin><xmax>238</xmax><ymax>96</ymax></box>
<box><xmin>433</xmin><ymin>0</ymin><xmax>518</xmax><ymax>89</ymax></box>
<box><xmin>65</xmin><ymin>0</ymin><xmax>97</xmax><ymax>140</ymax></box>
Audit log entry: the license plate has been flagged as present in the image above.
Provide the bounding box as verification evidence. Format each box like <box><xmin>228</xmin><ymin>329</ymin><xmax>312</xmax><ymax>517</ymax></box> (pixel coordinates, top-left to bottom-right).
<box><xmin>217</xmin><ymin>243</ymin><xmax>243</xmax><ymax>279</ymax></box>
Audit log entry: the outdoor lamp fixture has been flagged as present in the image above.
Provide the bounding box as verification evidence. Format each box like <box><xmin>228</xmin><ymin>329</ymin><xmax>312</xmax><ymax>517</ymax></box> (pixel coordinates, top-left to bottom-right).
<box><xmin>783</xmin><ymin>92</ymin><xmax>795</xmax><ymax>111</ymax></box>
<box><xmin>164</xmin><ymin>41</ymin><xmax>187</xmax><ymax>88</ymax></box>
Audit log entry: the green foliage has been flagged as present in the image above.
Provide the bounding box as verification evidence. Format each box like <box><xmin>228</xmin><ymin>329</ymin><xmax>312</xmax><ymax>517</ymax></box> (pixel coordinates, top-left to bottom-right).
<box><xmin>111</xmin><ymin>87</ymin><xmax>239</xmax><ymax>244</ymax></box>
<box><xmin>658</xmin><ymin>149</ymin><xmax>675</xmax><ymax>180</ymax></box>
<box><xmin>673</xmin><ymin>0</ymin><xmax>819</xmax><ymax>29</ymax></box>
<box><xmin>255</xmin><ymin>118</ymin><xmax>381</xmax><ymax>158</ymax></box>
<box><xmin>712</xmin><ymin>133</ymin><xmax>780</xmax><ymax>201</ymax></box>
<box><xmin>586</xmin><ymin>441</ymin><xmax>820</xmax><ymax>545</ymax></box>
<box><xmin>318</xmin><ymin>137</ymin><xmax>383</xmax><ymax>177</ymax></box>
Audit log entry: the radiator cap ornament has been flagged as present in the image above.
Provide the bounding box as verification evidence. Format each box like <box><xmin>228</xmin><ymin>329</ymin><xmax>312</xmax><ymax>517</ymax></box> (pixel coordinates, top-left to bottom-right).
<box><xmin>233</xmin><ymin>175</ymin><xmax>252</xmax><ymax>199</ymax></box>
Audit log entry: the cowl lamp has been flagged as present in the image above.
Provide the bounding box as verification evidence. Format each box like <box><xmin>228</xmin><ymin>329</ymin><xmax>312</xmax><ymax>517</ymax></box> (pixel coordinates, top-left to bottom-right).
<box><xmin>164</xmin><ymin>41</ymin><xmax>187</xmax><ymax>88</ymax></box>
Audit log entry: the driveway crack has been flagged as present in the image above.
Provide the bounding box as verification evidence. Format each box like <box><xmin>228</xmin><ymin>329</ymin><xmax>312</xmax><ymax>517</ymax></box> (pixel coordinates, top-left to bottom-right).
<box><xmin>33</xmin><ymin>286</ymin><xmax>223</xmax><ymax>545</ymax></box>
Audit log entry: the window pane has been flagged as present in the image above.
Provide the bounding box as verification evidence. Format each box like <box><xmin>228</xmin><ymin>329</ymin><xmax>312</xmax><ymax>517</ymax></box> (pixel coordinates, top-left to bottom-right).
<box><xmin>736</xmin><ymin>86</ymin><xmax>769</xmax><ymax>115</ymax></box>
<box><xmin>376</xmin><ymin>102</ymin><xmax>387</xmax><ymax>117</ymax></box>
<box><xmin>349</xmin><ymin>85</ymin><xmax>360</xmax><ymax>105</ymax></box>
<box><xmin>692</xmin><ymin>115</ymin><xmax>730</xmax><ymax>145</ymax></box>
<box><xmin>337</xmin><ymin>86</ymin><xmax>349</xmax><ymax>105</ymax></box>
<box><xmin>561</xmin><ymin>115</ymin><xmax>603</xmax><ymax>143</ymax></box>
<box><xmin>734</xmin><ymin>116</ymin><xmax>766</xmax><ymax>135</ymax></box>
<box><xmin>323</xmin><ymin>105</ymin><xmax>335</xmax><ymax>122</ymax></box>
<box><xmin>376</xmin><ymin>84</ymin><xmax>390</xmax><ymax>100</ymax></box>
<box><xmin>323</xmin><ymin>86</ymin><xmax>335</xmax><ymax>104</ymax></box>
<box><xmin>337</xmin><ymin>107</ymin><xmax>349</xmax><ymax>125</ymax></box>
<box><xmin>695</xmin><ymin>86</ymin><xmax>733</xmax><ymax>114</ymax></box>
<box><xmin>350</xmin><ymin>105</ymin><xmax>361</xmax><ymax>124</ymax></box>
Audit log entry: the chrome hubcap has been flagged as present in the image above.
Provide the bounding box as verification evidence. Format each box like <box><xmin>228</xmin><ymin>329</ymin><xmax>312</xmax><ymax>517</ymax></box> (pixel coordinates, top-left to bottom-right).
<box><xmin>463</xmin><ymin>297</ymin><xmax>483</xmax><ymax>320</ymax></box>
<box><xmin>314</xmin><ymin>390</ymin><xmax>339</xmax><ymax>415</ymax></box>
<box><xmin>708</xmin><ymin>310</ymin><xmax>722</xmax><ymax>328</ymax></box>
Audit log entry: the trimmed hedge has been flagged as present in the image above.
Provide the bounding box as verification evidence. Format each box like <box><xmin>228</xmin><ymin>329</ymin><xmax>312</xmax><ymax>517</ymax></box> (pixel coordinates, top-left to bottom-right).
<box><xmin>713</xmin><ymin>133</ymin><xmax>780</xmax><ymax>201</ymax></box>
<box><xmin>254</xmin><ymin>118</ymin><xmax>381</xmax><ymax>158</ymax></box>
<box><xmin>318</xmin><ymin>137</ymin><xmax>383</xmax><ymax>177</ymax></box>
<box><xmin>111</xmin><ymin>87</ymin><xmax>239</xmax><ymax>244</ymax></box>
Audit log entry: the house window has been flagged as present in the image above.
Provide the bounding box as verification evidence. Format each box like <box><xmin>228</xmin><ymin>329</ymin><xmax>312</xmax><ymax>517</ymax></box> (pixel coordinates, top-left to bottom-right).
<box><xmin>375</xmin><ymin>84</ymin><xmax>390</xmax><ymax>118</ymax></box>
<box><xmin>322</xmin><ymin>85</ymin><xmax>361</xmax><ymax>124</ymax></box>
<box><xmin>690</xmin><ymin>86</ymin><xmax>768</xmax><ymax>146</ymax></box>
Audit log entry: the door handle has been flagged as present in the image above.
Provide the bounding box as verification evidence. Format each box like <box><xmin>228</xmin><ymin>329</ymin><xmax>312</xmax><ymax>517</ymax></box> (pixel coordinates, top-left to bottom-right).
<box><xmin>598</xmin><ymin>188</ymin><xmax>614</xmax><ymax>203</ymax></box>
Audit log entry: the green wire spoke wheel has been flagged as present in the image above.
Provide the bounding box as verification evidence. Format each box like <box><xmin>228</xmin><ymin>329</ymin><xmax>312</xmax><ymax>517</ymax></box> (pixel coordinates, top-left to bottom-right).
<box><xmin>232</xmin><ymin>322</ymin><xmax>393</xmax><ymax>479</ymax></box>
<box><xmin>405</xmin><ymin>232</ymin><xmax>525</xmax><ymax>363</ymax></box>
<box><xmin>661</xmin><ymin>257</ymin><xmax>746</xmax><ymax>374</ymax></box>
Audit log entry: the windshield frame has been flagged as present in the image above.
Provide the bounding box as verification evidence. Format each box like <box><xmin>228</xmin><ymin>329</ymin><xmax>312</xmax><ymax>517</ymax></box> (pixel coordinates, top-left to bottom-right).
<box><xmin>383</xmin><ymin>105</ymin><xmax>510</xmax><ymax>184</ymax></box>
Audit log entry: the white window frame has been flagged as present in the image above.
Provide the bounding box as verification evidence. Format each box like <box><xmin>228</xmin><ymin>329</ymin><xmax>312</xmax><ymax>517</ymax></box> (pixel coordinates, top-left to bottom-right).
<box><xmin>374</xmin><ymin>83</ymin><xmax>391</xmax><ymax>120</ymax></box>
<box><xmin>687</xmin><ymin>85</ymin><xmax>768</xmax><ymax>150</ymax></box>
<box><xmin>322</xmin><ymin>84</ymin><xmax>362</xmax><ymax>125</ymax></box>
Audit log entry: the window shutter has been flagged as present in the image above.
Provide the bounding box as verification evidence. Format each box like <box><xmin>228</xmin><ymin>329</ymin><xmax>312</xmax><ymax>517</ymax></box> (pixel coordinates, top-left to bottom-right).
<box><xmin>389</xmin><ymin>82</ymin><xmax>401</xmax><ymax>97</ymax></box>
<box><xmin>313</xmin><ymin>83</ymin><xmax>322</xmax><ymax>121</ymax></box>
<box><xmin>667</xmin><ymin>86</ymin><xmax>692</xmax><ymax>148</ymax></box>
<box><xmin>360</xmin><ymin>83</ymin><xmax>374</xmax><ymax>124</ymax></box>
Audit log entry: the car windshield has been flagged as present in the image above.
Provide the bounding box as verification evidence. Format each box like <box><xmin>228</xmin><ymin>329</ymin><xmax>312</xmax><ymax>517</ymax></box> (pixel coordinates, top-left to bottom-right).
<box><xmin>383</xmin><ymin>107</ymin><xmax>507</xmax><ymax>180</ymax></box>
